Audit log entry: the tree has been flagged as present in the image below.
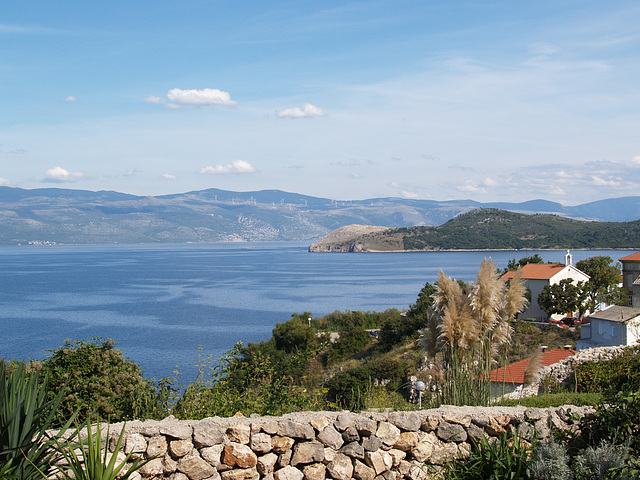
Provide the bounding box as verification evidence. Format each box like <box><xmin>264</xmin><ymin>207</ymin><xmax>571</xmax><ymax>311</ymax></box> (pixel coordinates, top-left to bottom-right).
<box><xmin>272</xmin><ymin>313</ymin><xmax>316</xmax><ymax>353</ymax></box>
<box><xmin>503</xmin><ymin>254</ymin><xmax>545</xmax><ymax>273</ymax></box>
<box><xmin>538</xmin><ymin>279</ymin><xmax>588</xmax><ymax>319</ymax></box>
<box><xmin>576</xmin><ymin>256</ymin><xmax>624</xmax><ymax>311</ymax></box>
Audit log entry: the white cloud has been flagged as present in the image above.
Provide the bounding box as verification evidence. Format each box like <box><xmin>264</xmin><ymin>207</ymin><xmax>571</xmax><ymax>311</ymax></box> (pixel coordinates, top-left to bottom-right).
<box><xmin>591</xmin><ymin>175</ymin><xmax>620</xmax><ymax>186</ymax></box>
<box><xmin>64</xmin><ymin>96</ymin><xmax>76</xmax><ymax>102</ymax></box>
<box><xmin>161</xmin><ymin>173</ymin><xmax>177</xmax><ymax>180</ymax></box>
<box><xmin>145</xmin><ymin>95</ymin><xmax>162</xmax><ymax>104</ymax></box>
<box><xmin>199</xmin><ymin>160</ymin><xmax>256</xmax><ymax>175</ymax></box>
<box><xmin>401</xmin><ymin>190</ymin><xmax>419</xmax><ymax>199</ymax></box>
<box><xmin>276</xmin><ymin>103</ymin><xmax>326</xmax><ymax>118</ymax></box>
<box><xmin>0</xmin><ymin>177</ymin><xmax>10</xmax><ymax>186</ymax></box>
<box><xmin>43</xmin><ymin>166</ymin><xmax>83</xmax><ymax>183</ymax></box>
<box><xmin>348</xmin><ymin>173</ymin><xmax>363</xmax><ymax>179</ymax></box>
<box><xmin>457</xmin><ymin>182</ymin><xmax>486</xmax><ymax>194</ymax></box>
<box><xmin>167</xmin><ymin>88</ymin><xmax>236</xmax><ymax>106</ymax></box>
<box><xmin>632</xmin><ymin>155</ymin><xmax>640</xmax><ymax>165</ymax></box>
<box><xmin>483</xmin><ymin>177</ymin><xmax>499</xmax><ymax>186</ymax></box>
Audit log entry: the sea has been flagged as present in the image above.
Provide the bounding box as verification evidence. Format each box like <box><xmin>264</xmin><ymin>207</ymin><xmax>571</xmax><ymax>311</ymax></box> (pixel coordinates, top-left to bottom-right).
<box><xmin>0</xmin><ymin>242</ymin><xmax>631</xmax><ymax>382</ymax></box>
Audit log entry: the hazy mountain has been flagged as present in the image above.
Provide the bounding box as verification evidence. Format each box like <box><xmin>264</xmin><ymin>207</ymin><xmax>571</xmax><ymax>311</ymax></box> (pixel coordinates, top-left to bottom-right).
<box><xmin>0</xmin><ymin>186</ymin><xmax>638</xmax><ymax>245</ymax></box>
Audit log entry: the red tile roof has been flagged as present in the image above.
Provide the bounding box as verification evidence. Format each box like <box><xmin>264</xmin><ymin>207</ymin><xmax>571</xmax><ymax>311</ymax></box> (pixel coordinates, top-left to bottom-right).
<box><xmin>490</xmin><ymin>348</ymin><xmax>576</xmax><ymax>384</ymax></box>
<box><xmin>502</xmin><ymin>263</ymin><xmax>566</xmax><ymax>281</ymax></box>
<box><xmin>620</xmin><ymin>252</ymin><xmax>640</xmax><ymax>262</ymax></box>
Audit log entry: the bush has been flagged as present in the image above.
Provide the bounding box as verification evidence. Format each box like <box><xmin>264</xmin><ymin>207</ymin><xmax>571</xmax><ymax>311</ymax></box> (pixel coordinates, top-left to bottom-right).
<box><xmin>40</xmin><ymin>338</ymin><xmax>163</xmax><ymax>424</ymax></box>
<box><xmin>442</xmin><ymin>433</ymin><xmax>529</xmax><ymax>480</ymax></box>
<box><xmin>527</xmin><ymin>440</ymin><xmax>572</xmax><ymax>480</ymax></box>
<box><xmin>0</xmin><ymin>361</ymin><xmax>76</xmax><ymax>480</ymax></box>
<box><xmin>573</xmin><ymin>440</ymin><xmax>630</xmax><ymax>480</ymax></box>
<box><xmin>575</xmin><ymin>346</ymin><xmax>640</xmax><ymax>394</ymax></box>
<box><xmin>325</xmin><ymin>366</ymin><xmax>373</xmax><ymax>411</ymax></box>
<box><xmin>589</xmin><ymin>389</ymin><xmax>640</xmax><ymax>456</ymax></box>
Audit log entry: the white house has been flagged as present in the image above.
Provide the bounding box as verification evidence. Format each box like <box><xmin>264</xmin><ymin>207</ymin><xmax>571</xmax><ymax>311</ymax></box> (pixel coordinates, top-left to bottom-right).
<box><xmin>577</xmin><ymin>305</ymin><xmax>640</xmax><ymax>350</ymax></box>
<box><xmin>502</xmin><ymin>251</ymin><xmax>590</xmax><ymax>322</ymax></box>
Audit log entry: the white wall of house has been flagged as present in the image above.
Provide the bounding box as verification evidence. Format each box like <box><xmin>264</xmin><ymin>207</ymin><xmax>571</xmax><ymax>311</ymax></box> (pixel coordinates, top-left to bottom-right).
<box><xmin>578</xmin><ymin>317</ymin><xmax>640</xmax><ymax>349</ymax></box>
<box><xmin>519</xmin><ymin>266</ymin><xmax>590</xmax><ymax>322</ymax></box>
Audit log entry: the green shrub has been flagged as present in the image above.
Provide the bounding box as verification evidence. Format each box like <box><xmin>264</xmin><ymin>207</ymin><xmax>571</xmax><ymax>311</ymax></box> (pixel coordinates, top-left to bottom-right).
<box><xmin>442</xmin><ymin>433</ymin><xmax>529</xmax><ymax>480</ymax></box>
<box><xmin>53</xmin><ymin>418</ymin><xmax>152</xmax><ymax>480</ymax></box>
<box><xmin>40</xmin><ymin>338</ymin><xmax>163</xmax><ymax>425</ymax></box>
<box><xmin>527</xmin><ymin>440</ymin><xmax>572</xmax><ymax>480</ymax></box>
<box><xmin>589</xmin><ymin>389</ymin><xmax>640</xmax><ymax>456</ymax></box>
<box><xmin>576</xmin><ymin>346</ymin><xmax>640</xmax><ymax>394</ymax></box>
<box><xmin>0</xmin><ymin>361</ymin><xmax>77</xmax><ymax>480</ymax></box>
<box><xmin>573</xmin><ymin>440</ymin><xmax>630</xmax><ymax>480</ymax></box>
<box><xmin>325</xmin><ymin>367</ymin><xmax>373</xmax><ymax>411</ymax></box>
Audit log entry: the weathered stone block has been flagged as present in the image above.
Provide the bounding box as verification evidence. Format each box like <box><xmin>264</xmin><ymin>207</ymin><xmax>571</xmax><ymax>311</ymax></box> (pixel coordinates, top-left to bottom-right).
<box><xmin>170</xmin><ymin>439</ymin><xmax>194</xmax><ymax>458</ymax></box>
<box><xmin>257</xmin><ymin>452</ymin><xmax>278</xmax><ymax>475</ymax></box>
<box><xmin>317</xmin><ymin>426</ymin><xmax>343</xmax><ymax>450</ymax></box>
<box><xmin>147</xmin><ymin>435</ymin><xmax>168</xmax><ymax>458</ymax></box>
<box><xmin>125</xmin><ymin>433</ymin><xmax>147</xmax><ymax>454</ymax></box>
<box><xmin>274</xmin><ymin>465</ymin><xmax>304</xmax><ymax>480</ymax></box>
<box><xmin>291</xmin><ymin>441</ymin><xmax>325</xmax><ymax>466</ymax></box>
<box><xmin>249</xmin><ymin>432</ymin><xmax>272</xmax><ymax>453</ymax></box>
<box><xmin>362</xmin><ymin>435</ymin><xmax>383</xmax><ymax>452</ymax></box>
<box><xmin>339</xmin><ymin>441</ymin><xmax>364</xmax><ymax>460</ymax></box>
<box><xmin>376</xmin><ymin>422</ymin><xmax>400</xmax><ymax>447</ymax></box>
<box><xmin>355</xmin><ymin>417</ymin><xmax>378</xmax><ymax>436</ymax></box>
<box><xmin>342</xmin><ymin>426</ymin><xmax>359</xmax><ymax>443</ymax></box>
<box><xmin>227</xmin><ymin>425</ymin><xmax>251</xmax><ymax>445</ymax></box>
<box><xmin>222</xmin><ymin>443</ymin><xmax>258</xmax><ymax>469</ymax></box>
<box><xmin>272</xmin><ymin>436</ymin><xmax>295</xmax><ymax>454</ymax></box>
<box><xmin>200</xmin><ymin>445</ymin><xmax>224</xmax><ymax>467</ymax></box>
<box><xmin>334</xmin><ymin>413</ymin><xmax>355</xmax><ymax>432</ymax></box>
<box><xmin>177</xmin><ymin>454</ymin><xmax>217</xmax><ymax>480</ymax></box>
<box><xmin>161</xmin><ymin>423</ymin><xmax>193</xmax><ymax>440</ymax></box>
<box><xmin>302</xmin><ymin>463</ymin><xmax>326</xmax><ymax>480</ymax></box>
<box><xmin>327</xmin><ymin>453</ymin><xmax>353</xmax><ymax>480</ymax></box>
<box><xmin>388</xmin><ymin>412</ymin><xmax>421</xmax><ymax>432</ymax></box>
<box><xmin>393</xmin><ymin>432</ymin><xmax>418</xmax><ymax>452</ymax></box>
<box><xmin>436</xmin><ymin>422</ymin><xmax>466</xmax><ymax>443</ymax></box>
<box><xmin>277</xmin><ymin>420</ymin><xmax>315</xmax><ymax>440</ymax></box>
<box><xmin>193</xmin><ymin>421</ymin><xmax>225</xmax><ymax>447</ymax></box>
<box><xmin>353</xmin><ymin>460</ymin><xmax>375</xmax><ymax>480</ymax></box>
<box><xmin>220</xmin><ymin>467</ymin><xmax>259</xmax><ymax>480</ymax></box>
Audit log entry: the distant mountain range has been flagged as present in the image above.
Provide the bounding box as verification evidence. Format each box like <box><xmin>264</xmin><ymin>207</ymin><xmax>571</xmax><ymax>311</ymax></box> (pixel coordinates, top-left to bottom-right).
<box><xmin>1</xmin><ymin>186</ymin><xmax>639</xmax><ymax>245</ymax></box>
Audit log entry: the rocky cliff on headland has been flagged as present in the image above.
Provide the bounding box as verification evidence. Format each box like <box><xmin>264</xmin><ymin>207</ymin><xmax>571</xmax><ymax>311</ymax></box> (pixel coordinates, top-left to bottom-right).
<box><xmin>308</xmin><ymin>225</ymin><xmax>393</xmax><ymax>252</ymax></box>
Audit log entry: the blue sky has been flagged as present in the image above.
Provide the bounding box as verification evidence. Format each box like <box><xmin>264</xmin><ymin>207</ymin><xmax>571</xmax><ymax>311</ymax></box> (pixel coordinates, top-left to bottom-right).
<box><xmin>1</xmin><ymin>1</ymin><xmax>639</xmax><ymax>204</ymax></box>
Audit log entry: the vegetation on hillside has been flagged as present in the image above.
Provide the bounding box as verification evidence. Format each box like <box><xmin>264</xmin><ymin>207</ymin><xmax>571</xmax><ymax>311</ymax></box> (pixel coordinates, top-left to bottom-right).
<box><xmin>323</xmin><ymin>208</ymin><xmax>640</xmax><ymax>251</ymax></box>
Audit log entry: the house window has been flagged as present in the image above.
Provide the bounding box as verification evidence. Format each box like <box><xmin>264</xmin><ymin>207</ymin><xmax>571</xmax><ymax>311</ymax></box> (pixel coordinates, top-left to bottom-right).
<box><xmin>611</xmin><ymin>324</ymin><xmax>616</xmax><ymax>337</ymax></box>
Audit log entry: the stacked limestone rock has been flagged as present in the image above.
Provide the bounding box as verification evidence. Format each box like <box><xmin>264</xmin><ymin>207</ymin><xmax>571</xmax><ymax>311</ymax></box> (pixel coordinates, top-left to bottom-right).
<box><xmin>104</xmin><ymin>405</ymin><xmax>594</xmax><ymax>480</ymax></box>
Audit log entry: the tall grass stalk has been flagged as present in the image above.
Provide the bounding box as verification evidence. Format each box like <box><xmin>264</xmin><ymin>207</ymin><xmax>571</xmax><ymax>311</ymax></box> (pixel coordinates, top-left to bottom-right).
<box><xmin>421</xmin><ymin>259</ymin><xmax>528</xmax><ymax>406</ymax></box>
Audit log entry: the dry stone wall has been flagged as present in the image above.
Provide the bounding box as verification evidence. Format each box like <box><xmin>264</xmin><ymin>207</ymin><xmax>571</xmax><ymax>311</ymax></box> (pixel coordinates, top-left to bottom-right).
<box><xmin>105</xmin><ymin>405</ymin><xmax>594</xmax><ymax>480</ymax></box>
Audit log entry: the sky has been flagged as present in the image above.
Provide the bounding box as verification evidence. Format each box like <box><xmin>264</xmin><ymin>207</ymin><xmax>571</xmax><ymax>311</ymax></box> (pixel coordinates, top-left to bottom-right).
<box><xmin>1</xmin><ymin>1</ymin><xmax>640</xmax><ymax>204</ymax></box>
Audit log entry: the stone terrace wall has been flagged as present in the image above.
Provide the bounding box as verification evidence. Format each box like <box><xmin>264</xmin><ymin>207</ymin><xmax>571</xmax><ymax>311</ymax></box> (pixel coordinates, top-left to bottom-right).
<box><xmin>106</xmin><ymin>405</ymin><xmax>594</xmax><ymax>480</ymax></box>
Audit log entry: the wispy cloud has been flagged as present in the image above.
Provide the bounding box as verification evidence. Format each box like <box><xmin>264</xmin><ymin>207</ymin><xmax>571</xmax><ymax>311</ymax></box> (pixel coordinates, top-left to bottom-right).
<box><xmin>161</xmin><ymin>173</ymin><xmax>177</xmax><ymax>180</ymax></box>
<box><xmin>64</xmin><ymin>96</ymin><xmax>77</xmax><ymax>102</ymax></box>
<box><xmin>0</xmin><ymin>177</ymin><xmax>10</xmax><ymax>186</ymax></box>
<box><xmin>166</xmin><ymin>88</ymin><xmax>237</xmax><ymax>107</ymax></box>
<box><xmin>43</xmin><ymin>166</ymin><xmax>84</xmax><ymax>183</ymax></box>
<box><xmin>277</xmin><ymin>103</ymin><xmax>326</xmax><ymax>118</ymax></box>
<box><xmin>199</xmin><ymin>160</ymin><xmax>256</xmax><ymax>175</ymax></box>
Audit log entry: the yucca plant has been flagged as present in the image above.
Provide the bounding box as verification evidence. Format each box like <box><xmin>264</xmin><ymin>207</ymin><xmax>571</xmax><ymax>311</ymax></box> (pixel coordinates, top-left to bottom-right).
<box><xmin>443</xmin><ymin>432</ymin><xmax>530</xmax><ymax>480</ymax></box>
<box><xmin>0</xmin><ymin>361</ymin><xmax>76</xmax><ymax>480</ymax></box>
<box><xmin>53</xmin><ymin>418</ymin><xmax>152</xmax><ymax>480</ymax></box>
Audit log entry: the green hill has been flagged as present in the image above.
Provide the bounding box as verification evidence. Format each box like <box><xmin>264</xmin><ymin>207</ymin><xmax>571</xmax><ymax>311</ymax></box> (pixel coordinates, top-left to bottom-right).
<box><xmin>311</xmin><ymin>209</ymin><xmax>640</xmax><ymax>251</ymax></box>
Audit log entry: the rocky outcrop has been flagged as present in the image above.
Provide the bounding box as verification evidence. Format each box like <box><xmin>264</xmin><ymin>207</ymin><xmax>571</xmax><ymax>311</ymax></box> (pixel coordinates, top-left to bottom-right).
<box><xmin>94</xmin><ymin>406</ymin><xmax>594</xmax><ymax>480</ymax></box>
<box><xmin>308</xmin><ymin>225</ymin><xmax>391</xmax><ymax>252</ymax></box>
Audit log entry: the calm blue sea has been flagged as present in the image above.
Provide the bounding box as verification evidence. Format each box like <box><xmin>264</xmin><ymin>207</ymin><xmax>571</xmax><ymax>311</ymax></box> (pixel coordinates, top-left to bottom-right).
<box><xmin>0</xmin><ymin>242</ymin><xmax>630</xmax><ymax>381</ymax></box>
